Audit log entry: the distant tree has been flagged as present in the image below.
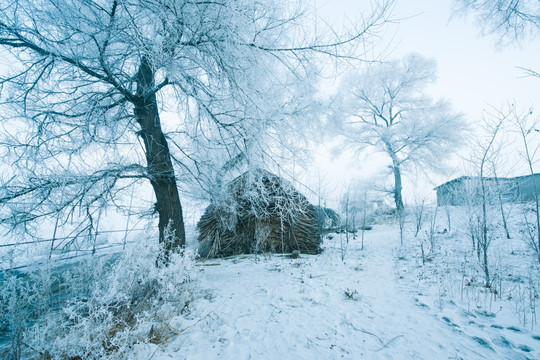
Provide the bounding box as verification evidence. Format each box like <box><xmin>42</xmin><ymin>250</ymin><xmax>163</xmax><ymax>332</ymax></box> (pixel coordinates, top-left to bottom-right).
<box><xmin>476</xmin><ymin>114</ymin><xmax>506</xmax><ymax>286</ymax></box>
<box><xmin>335</xmin><ymin>54</ymin><xmax>465</xmax><ymax>213</ymax></box>
<box><xmin>0</xmin><ymin>0</ymin><xmax>394</xmax><ymax>262</ymax></box>
<box><xmin>339</xmin><ymin>180</ymin><xmax>375</xmax><ymax>249</ymax></box>
<box><xmin>354</xmin><ymin>182</ymin><xmax>374</xmax><ymax>250</ymax></box>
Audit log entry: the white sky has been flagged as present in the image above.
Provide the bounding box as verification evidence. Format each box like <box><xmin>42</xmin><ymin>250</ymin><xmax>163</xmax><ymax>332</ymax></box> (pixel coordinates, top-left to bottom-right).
<box><xmin>308</xmin><ymin>0</ymin><xmax>540</xmax><ymax>206</ymax></box>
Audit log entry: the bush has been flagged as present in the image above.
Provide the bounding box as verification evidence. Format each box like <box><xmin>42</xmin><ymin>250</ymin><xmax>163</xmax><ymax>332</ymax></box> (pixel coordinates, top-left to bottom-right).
<box><xmin>0</xmin><ymin>234</ymin><xmax>196</xmax><ymax>359</ymax></box>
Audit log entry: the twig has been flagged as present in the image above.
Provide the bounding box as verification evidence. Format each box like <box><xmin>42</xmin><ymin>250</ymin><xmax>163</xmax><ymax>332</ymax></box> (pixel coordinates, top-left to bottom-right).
<box><xmin>356</xmin><ymin>328</ymin><xmax>384</xmax><ymax>344</ymax></box>
<box><xmin>22</xmin><ymin>341</ymin><xmax>45</xmax><ymax>356</ymax></box>
<box><xmin>346</xmin><ymin>320</ymin><xmax>403</xmax><ymax>351</ymax></box>
<box><xmin>195</xmin><ymin>263</ymin><xmax>221</xmax><ymax>267</ymax></box>
<box><xmin>345</xmin><ymin>320</ymin><xmax>384</xmax><ymax>344</ymax></box>
<box><xmin>375</xmin><ymin>335</ymin><xmax>404</xmax><ymax>352</ymax></box>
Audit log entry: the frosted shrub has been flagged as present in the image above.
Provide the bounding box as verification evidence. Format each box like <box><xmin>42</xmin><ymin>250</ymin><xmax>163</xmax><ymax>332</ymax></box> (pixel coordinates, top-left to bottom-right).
<box><xmin>518</xmin><ymin>203</ymin><xmax>540</xmax><ymax>257</ymax></box>
<box><xmin>0</xmin><ymin>235</ymin><xmax>196</xmax><ymax>359</ymax></box>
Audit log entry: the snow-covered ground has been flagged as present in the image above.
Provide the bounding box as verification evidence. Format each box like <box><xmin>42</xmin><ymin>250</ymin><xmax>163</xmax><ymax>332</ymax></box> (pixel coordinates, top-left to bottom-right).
<box><xmin>2</xmin><ymin>209</ymin><xmax>539</xmax><ymax>359</ymax></box>
<box><xmin>151</xmin><ymin>224</ymin><xmax>540</xmax><ymax>359</ymax></box>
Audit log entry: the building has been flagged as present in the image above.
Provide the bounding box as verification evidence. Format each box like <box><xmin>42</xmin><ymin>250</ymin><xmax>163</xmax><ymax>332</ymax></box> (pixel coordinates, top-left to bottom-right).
<box><xmin>370</xmin><ymin>199</ymin><xmax>385</xmax><ymax>210</ymax></box>
<box><xmin>514</xmin><ymin>173</ymin><xmax>540</xmax><ymax>202</ymax></box>
<box><xmin>434</xmin><ymin>174</ymin><xmax>540</xmax><ymax>206</ymax></box>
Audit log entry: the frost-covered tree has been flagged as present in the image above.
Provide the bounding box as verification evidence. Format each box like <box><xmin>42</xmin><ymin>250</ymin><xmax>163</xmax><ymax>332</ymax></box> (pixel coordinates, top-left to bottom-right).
<box><xmin>455</xmin><ymin>0</ymin><xmax>540</xmax><ymax>78</ymax></box>
<box><xmin>474</xmin><ymin>113</ymin><xmax>507</xmax><ymax>286</ymax></box>
<box><xmin>455</xmin><ymin>0</ymin><xmax>540</xmax><ymax>44</ymax></box>
<box><xmin>335</xmin><ymin>54</ymin><xmax>465</xmax><ymax>212</ymax></box>
<box><xmin>461</xmin><ymin>108</ymin><xmax>514</xmax><ymax>285</ymax></box>
<box><xmin>0</xmin><ymin>0</ymin><xmax>394</xmax><ymax>261</ymax></box>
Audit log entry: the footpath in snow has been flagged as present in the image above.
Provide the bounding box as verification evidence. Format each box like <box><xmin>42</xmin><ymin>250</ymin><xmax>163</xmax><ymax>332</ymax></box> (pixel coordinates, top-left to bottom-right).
<box><xmin>156</xmin><ymin>226</ymin><xmax>540</xmax><ymax>359</ymax></box>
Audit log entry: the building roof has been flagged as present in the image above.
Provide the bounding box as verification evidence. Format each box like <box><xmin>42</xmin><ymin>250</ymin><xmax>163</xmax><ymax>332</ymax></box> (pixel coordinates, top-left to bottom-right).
<box><xmin>433</xmin><ymin>176</ymin><xmax>476</xmax><ymax>190</ymax></box>
<box><xmin>434</xmin><ymin>173</ymin><xmax>540</xmax><ymax>190</ymax></box>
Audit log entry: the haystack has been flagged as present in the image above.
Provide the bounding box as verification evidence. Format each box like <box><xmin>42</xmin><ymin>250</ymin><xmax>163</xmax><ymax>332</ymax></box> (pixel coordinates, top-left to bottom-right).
<box><xmin>197</xmin><ymin>169</ymin><xmax>322</xmax><ymax>258</ymax></box>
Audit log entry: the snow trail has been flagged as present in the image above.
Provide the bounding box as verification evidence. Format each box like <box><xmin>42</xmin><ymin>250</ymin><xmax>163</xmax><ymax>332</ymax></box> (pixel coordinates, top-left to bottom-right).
<box><xmin>158</xmin><ymin>226</ymin><xmax>532</xmax><ymax>359</ymax></box>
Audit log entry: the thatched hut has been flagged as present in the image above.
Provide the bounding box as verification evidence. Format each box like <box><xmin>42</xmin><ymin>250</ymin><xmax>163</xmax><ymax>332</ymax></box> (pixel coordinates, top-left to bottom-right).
<box><xmin>197</xmin><ymin>169</ymin><xmax>322</xmax><ymax>258</ymax></box>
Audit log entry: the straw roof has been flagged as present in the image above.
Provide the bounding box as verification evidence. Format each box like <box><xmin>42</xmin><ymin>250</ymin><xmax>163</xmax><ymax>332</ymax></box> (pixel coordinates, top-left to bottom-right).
<box><xmin>197</xmin><ymin>169</ymin><xmax>322</xmax><ymax>258</ymax></box>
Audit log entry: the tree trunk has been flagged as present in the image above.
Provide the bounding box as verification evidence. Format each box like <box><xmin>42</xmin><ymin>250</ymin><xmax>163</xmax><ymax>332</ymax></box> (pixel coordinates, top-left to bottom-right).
<box><xmin>483</xmin><ymin>242</ymin><xmax>490</xmax><ymax>286</ymax></box>
<box><xmin>392</xmin><ymin>163</ymin><xmax>404</xmax><ymax>213</ymax></box>
<box><xmin>134</xmin><ymin>56</ymin><xmax>185</xmax><ymax>262</ymax></box>
<box><xmin>480</xmin><ymin>169</ymin><xmax>490</xmax><ymax>285</ymax></box>
<box><xmin>493</xmin><ymin>168</ymin><xmax>510</xmax><ymax>239</ymax></box>
<box><xmin>384</xmin><ymin>141</ymin><xmax>405</xmax><ymax>213</ymax></box>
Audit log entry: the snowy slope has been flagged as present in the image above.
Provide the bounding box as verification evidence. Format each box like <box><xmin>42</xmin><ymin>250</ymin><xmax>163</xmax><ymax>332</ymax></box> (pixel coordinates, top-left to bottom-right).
<box><xmin>151</xmin><ymin>225</ymin><xmax>540</xmax><ymax>359</ymax></box>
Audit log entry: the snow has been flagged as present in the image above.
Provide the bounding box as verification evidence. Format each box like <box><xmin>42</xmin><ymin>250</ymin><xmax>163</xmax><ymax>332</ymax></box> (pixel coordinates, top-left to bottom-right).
<box><xmin>150</xmin><ymin>225</ymin><xmax>540</xmax><ymax>359</ymax></box>
<box><xmin>2</xmin><ymin>208</ymin><xmax>539</xmax><ymax>359</ymax></box>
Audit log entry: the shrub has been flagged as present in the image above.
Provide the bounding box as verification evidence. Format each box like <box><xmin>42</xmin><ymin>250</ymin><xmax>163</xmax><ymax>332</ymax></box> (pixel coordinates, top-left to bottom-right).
<box><xmin>0</xmin><ymin>234</ymin><xmax>196</xmax><ymax>359</ymax></box>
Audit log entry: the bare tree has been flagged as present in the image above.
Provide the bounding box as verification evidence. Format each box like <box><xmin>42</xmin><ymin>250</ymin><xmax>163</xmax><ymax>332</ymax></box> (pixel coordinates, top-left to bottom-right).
<box><xmin>468</xmin><ymin>111</ymin><xmax>508</xmax><ymax>286</ymax></box>
<box><xmin>491</xmin><ymin>163</ymin><xmax>511</xmax><ymax>239</ymax></box>
<box><xmin>461</xmin><ymin>179</ymin><xmax>482</xmax><ymax>257</ymax></box>
<box><xmin>0</xmin><ymin>0</ymin><xmax>395</xmax><ymax>262</ymax></box>
<box><xmin>426</xmin><ymin>203</ymin><xmax>438</xmax><ymax>254</ymax></box>
<box><xmin>413</xmin><ymin>196</ymin><xmax>426</xmax><ymax>238</ymax></box>
<box><xmin>358</xmin><ymin>186</ymin><xmax>371</xmax><ymax>250</ymax></box>
<box><xmin>478</xmin><ymin>120</ymin><xmax>503</xmax><ymax>286</ymax></box>
<box><xmin>334</xmin><ymin>53</ymin><xmax>465</xmax><ymax>213</ymax></box>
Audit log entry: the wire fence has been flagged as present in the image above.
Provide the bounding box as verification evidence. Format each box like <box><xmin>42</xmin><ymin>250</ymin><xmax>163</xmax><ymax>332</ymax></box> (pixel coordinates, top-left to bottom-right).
<box><xmin>0</xmin><ymin>218</ymin><xmax>154</xmax><ymax>272</ymax></box>
<box><xmin>0</xmin><ymin>217</ymin><xmax>200</xmax><ymax>272</ymax></box>
<box><xmin>0</xmin><ymin>228</ymin><xmax>150</xmax><ymax>249</ymax></box>
<box><xmin>2</xmin><ymin>239</ymin><xmax>141</xmax><ymax>271</ymax></box>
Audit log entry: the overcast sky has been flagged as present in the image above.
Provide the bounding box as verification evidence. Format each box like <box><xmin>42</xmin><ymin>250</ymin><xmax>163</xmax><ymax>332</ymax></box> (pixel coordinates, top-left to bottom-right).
<box><xmin>309</xmin><ymin>0</ymin><xmax>540</xmax><ymax>205</ymax></box>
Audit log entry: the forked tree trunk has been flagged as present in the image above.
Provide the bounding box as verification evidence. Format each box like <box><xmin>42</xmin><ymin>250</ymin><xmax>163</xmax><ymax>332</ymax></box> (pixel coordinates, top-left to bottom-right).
<box><xmin>134</xmin><ymin>56</ymin><xmax>185</xmax><ymax>262</ymax></box>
